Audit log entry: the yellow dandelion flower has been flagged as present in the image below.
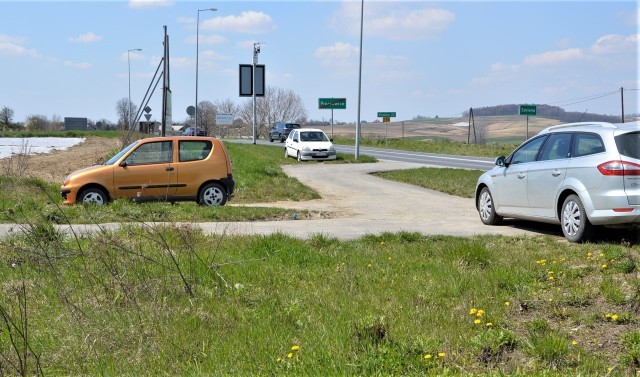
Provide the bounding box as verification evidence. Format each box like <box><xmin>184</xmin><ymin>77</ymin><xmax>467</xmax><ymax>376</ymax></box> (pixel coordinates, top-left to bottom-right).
<box><xmin>605</xmin><ymin>313</ymin><xmax>612</xmax><ymax>318</ymax></box>
<box><xmin>277</xmin><ymin>357</ymin><xmax>282</xmax><ymax>362</ymax></box>
<box><xmin>601</xmin><ymin>264</ymin><xmax>607</xmax><ymax>269</ymax></box>
<box><xmin>548</xmin><ymin>276</ymin><xmax>555</xmax><ymax>281</ymax></box>
<box><xmin>572</xmin><ymin>341</ymin><xmax>578</xmax><ymax>345</ymax></box>
<box><xmin>469</xmin><ymin>308</ymin><xmax>478</xmax><ymax>315</ymax></box>
<box><xmin>587</xmin><ymin>252</ymin><xmax>593</xmax><ymax>258</ymax></box>
<box><xmin>287</xmin><ymin>352</ymin><xmax>294</xmax><ymax>359</ymax></box>
<box><xmin>486</xmin><ymin>322</ymin><xmax>493</xmax><ymax>327</ymax></box>
<box><xmin>504</xmin><ymin>301</ymin><xmax>510</xmax><ymax>306</ymax></box>
<box><xmin>474</xmin><ymin>319</ymin><xmax>482</xmax><ymax>325</ymax></box>
<box><xmin>438</xmin><ymin>352</ymin><xmax>446</xmax><ymax>358</ymax></box>
<box><xmin>367</xmin><ymin>263</ymin><xmax>372</xmax><ymax>268</ymax></box>
<box><xmin>424</xmin><ymin>354</ymin><xmax>432</xmax><ymax>359</ymax></box>
<box><xmin>549</xmin><ymin>298</ymin><xmax>553</xmax><ymax>302</ymax></box>
<box><xmin>380</xmin><ymin>241</ymin><xmax>385</xmax><ymax>245</ymax></box>
<box><xmin>477</xmin><ymin>309</ymin><xmax>485</xmax><ymax>317</ymax></box>
<box><xmin>612</xmin><ymin>314</ymin><xmax>619</xmax><ymax>321</ymax></box>
<box><xmin>599</xmin><ymin>253</ymin><xmax>605</xmax><ymax>257</ymax></box>
<box><xmin>291</xmin><ymin>345</ymin><xmax>300</xmax><ymax>351</ymax></box>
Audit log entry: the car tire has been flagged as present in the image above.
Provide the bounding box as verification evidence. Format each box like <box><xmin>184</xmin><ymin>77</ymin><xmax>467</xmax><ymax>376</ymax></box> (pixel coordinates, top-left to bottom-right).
<box><xmin>478</xmin><ymin>187</ymin><xmax>502</xmax><ymax>225</ymax></box>
<box><xmin>78</xmin><ymin>187</ymin><xmax>108</xmax><ymax>206</ymax></box>
<box><xmin>199</xmin><ymin>183</ymin><xmax>227</xmax><ymax>206</ymax></box>
<box><xmin>561</xmin><ymin>194</ymin><xmax>594</xmax><ymax>242</ymax></box>
<box><xmin>284</xmin><ymin>147</ymin><xmax>289</xmax><ymax>158</ymax></box>
<box><xmin>297</xmin><ymin>151</ymin><xmax>302</xmax><ymax>162</ymax></box>
<box><xmin>269</xmin><ymin>135</ymin><xmax>274</xmax><ymax>142</ymax></box>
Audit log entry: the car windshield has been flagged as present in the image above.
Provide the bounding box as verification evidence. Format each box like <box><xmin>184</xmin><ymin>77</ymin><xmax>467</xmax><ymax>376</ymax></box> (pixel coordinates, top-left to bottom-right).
<box><xmin>300</xmin><ymin>131</ymin><xmax>328</xmax><ymax>142</ymax></box>
<box><xmin>615</xmin><ymin>131</ymin><xmax>640</xmax><ymax>159</ymax></box>
<box><xmin>104</xmin><ymin>140</ymin><xmax>139</xmax><ymax>165</ymax></box>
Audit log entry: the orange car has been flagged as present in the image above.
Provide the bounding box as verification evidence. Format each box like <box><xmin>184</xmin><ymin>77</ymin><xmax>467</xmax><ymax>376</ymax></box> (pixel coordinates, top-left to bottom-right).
<box><xmin>61</xmin><ymin>136</ymin><xmax>234</xmax><ymax>206</ymax></box>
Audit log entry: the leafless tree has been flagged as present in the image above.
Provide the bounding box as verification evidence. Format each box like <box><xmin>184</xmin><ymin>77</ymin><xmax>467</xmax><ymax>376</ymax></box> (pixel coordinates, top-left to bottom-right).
<box><xmin>115</xmin><ymin>97</ymin><xmax>138</xmax><ymax>130</ymax></box>
<box><xmin>213</xmin><ymin>98</ymin><xmax>241</xmax><ymax>138</ymax></box>
<box><xmin>197</xmin><ymin>100</ymin><xmax>216</xmax><ymax>135</ymax></box>
<box><xmin>0</xmin><ymin>106</ymin><xmax>14</xmax><ymax>129</ymax></box>
<box><xmin>50</xmin><ymin>114</ymin><xmax>64</xmax><ymax>131</ymax></box>
<box><xmin>237</xmin><ymin>86</ymin><xmax>307</xmax><ymax>139</ymax></box>
<box><xmin>25</xmin><ymin>114</ymin><xmax>48</xmax><ymax>132</ymax></box>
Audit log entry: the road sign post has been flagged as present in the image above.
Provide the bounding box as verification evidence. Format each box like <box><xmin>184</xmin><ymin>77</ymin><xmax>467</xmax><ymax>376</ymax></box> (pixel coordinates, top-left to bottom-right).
<box><xmin>319</xmin><ymin>98</ymin><xmax>347</xmax><ymax>138</ymax></box>
<box><xmin>519</xmin><ymin>105</ymin><xmax>537</xmax><ymax>139</ymax></box>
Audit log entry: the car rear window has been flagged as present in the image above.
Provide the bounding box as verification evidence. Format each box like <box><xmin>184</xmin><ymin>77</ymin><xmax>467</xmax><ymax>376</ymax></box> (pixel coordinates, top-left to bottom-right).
<box><xmin>286</xmin><ymin>124</ymin><xmax>301</xmax><ymax>129</ymax></box>
<box><xmin>572</xmin><ymin>133</ymin><xmax>605</xmax><ymax>158</ymax></box>
<box><xmin>615</xmin><ymin>131</ymin><xmax>640</xmax><ymax>159</ymax></box>
<box><xmin>179</xmin><ymin>140</ymin><xmax>213</xmax><ymax>162</ymax></box>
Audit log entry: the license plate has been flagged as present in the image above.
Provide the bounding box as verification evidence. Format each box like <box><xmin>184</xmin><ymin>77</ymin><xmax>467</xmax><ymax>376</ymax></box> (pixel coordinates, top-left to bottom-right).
<box><xmin>315</xmin><ymin>153</ymin><xmax>327</xmax><ymax>157</ymax></box>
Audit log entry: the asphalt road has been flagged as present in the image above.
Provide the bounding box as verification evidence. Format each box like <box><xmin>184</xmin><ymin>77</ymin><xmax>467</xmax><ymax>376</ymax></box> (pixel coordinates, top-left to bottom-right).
<box><xmin>231</xmin><ymin>138</ymin><xmax>497</xmax><ymax>170</ymax></box>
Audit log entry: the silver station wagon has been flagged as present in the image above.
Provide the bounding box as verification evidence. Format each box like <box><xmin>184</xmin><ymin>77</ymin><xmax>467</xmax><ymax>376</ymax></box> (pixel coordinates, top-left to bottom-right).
<box><xmin>475</xmin><ymin>121</ymin><xmax>640</xmax><ymax>242</ymax></box>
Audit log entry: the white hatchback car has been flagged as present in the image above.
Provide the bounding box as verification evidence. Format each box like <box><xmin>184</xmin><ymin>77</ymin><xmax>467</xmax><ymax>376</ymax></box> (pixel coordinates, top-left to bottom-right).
<box><xmin>284</xmin><ymin>128</ymin><xmax>337</xmax><ymax>161</ymax></box>
<box><xmin>475</xmin><ymin>121</ymin><xmax>640</xmax><ymax>242</ymax></box>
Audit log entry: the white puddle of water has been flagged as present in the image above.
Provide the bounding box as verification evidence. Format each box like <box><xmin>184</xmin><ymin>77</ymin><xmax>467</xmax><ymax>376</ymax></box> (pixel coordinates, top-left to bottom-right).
<box><xmin>0</xmin><ymin>137</ymin><xmax>85</xmax><ymax>159</ymax></box>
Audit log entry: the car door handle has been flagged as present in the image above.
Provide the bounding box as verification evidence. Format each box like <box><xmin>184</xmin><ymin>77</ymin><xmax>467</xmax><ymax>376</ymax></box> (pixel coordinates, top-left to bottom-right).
<box><xmin>517</xmin><ymin>173</ymin><xmax>526</xmax><ymax>179</ymax></box>
<box><xmin>552</xmin><ymin>170</ymin><xmax>562</xmax><ymax>177</ymax></box>
<box><xmin>165</xmin><ymin>167</ymin><xmax>174</xmax><ymax>172</ymax></box>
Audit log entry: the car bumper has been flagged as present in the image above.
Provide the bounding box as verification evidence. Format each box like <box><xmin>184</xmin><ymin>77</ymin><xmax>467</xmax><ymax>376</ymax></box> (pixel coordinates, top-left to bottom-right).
<box><xmin>588</xmin><ymin>208</ymin><xmax>640</xmax><ymax>226</ymax></box>
<box><xmin>299</xmin><ymin>151</ymin><xmax>337</xmax><ymax>161</ymax></box>
<box><xmin>61</xmin><ymin>187</ymin><xmax>77</xmax><ymax>205</ymax></box>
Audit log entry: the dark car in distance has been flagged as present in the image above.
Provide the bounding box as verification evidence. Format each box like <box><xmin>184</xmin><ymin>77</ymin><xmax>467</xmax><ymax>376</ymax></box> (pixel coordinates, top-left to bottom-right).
<box><xmin>268</xmin><ymin>122</ymin><xmax>301</xmax><ymax>142</ymax></box>
<box><xmin>182</xmin><ymin>127</ymin><xmax>207</xmax><ymax>136</ymax></box>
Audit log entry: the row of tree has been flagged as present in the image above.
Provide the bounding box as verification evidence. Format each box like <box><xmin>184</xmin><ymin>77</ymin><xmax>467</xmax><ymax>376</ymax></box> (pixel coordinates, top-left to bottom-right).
<box><xmin>0</xmin><ymin>86</ymin><xmax>308</xmax><ymax>139</ymax></box>
<box><xmin>461</xmin><ymin>104</ymin><xmax>623</xmax><ymax>123</ymax></box>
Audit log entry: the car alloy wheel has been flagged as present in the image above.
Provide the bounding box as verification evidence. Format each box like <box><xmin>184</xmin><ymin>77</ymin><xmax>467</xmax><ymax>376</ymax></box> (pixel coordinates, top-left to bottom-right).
<box><xmin>478</xmin><ymin>187</ymin><xmax>502</xmax><ymax>225</ymax></box>
<box><xmin>199</xmin><ymin>183</ymin><xmax>227</xmax><ymax>206</ymax></box>
<box><xmin>561</xmin><ymin>194</ymin><xmax>593</xmax><ymax>242</ymax></box>
<box><xmin>79</xmin><ymin>188</ymin><xmax>107</xmax><ymax>205</ymax></box>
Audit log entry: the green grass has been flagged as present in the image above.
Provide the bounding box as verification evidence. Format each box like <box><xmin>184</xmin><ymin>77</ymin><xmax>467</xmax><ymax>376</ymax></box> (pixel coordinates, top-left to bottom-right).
<box><xmin>0</xmin><ymin>227</ymin><xmax>637</xmax><ymax>375</ymax></box>
<box><xmin>374</xmin><ymin>167</ymin><xmax>484</xmax><ymax>198</ymax></box>
<box><xmin>333</xmin><ymin>136</ymin><xmax>516</xmax><ymax>158</ymax></box>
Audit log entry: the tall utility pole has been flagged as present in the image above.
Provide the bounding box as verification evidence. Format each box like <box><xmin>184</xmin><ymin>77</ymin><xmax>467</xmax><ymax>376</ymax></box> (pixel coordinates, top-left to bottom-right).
<box><xmin>195</xmin><ymin>7</ymin><xmax>217</xmax><ymax>131</ymax></box>
<box><xmin>252</xmin><ymin>42</ymin><xmax>261</xmax><ymax>145</ymax></box>
<box><xmin>355</xmin><ymin>0</ymin><xmax>364</xmax><ymax>159</ymax></box>
<box><xmin>127</xmin><ymin>48</ymin><xmax>142</xmax><ymax>131</ymax></box>
<box><xmin>621</xmin><ymin>87</ymin><xmax>624</xmax><ymax>123</ymax></box>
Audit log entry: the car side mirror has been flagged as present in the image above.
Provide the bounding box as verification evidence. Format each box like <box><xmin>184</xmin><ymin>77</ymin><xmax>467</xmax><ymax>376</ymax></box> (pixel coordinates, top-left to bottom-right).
<box><xmin>329</xmin><ymin>138</ymin><xmax>333</xmax><ymax>142</ymax></box>
<box><xmin>495</xmin><ymin>156</ymin><xmax>507</xmax><ymax>167</ymax></box>
<box><xmin>120</xmin><ymin>161</ymin><xmax>128</xmax><ymax>168</ymax></box>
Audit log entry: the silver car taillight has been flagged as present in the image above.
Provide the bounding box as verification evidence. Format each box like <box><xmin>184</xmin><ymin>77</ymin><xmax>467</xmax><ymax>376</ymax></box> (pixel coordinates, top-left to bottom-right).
<box><xmin>597</xmin><ymin>160</ymin><xmax>640</xmax><ymax>176</ymax></box>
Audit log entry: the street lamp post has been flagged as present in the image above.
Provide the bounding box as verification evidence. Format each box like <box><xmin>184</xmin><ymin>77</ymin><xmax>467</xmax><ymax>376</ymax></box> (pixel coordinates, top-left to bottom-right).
<box><xmin>196</xmin><ymin>7</ymin><xmax>217</xmax><ymax>131</ymax></box>
<box><xmin>127</xmin><ymin>48</ymin><xmax>142</xmax><ymax>131</ymax></box>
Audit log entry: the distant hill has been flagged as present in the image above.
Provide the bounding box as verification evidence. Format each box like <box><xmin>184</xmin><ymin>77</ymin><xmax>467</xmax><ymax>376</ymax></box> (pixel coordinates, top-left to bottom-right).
<box><xmin>461</xmin><ymin>104</ymin><xmax>622</xmax><ymax>123</ymax></box>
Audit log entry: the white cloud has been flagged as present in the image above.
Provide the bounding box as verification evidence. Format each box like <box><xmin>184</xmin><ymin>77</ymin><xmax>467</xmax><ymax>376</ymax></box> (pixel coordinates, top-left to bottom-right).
<box><xmin>330</xmin><ymin>2</ymin><xmax>454</xmax><ymax>40</ymax></box>
<box><xmin>200</xmin><ymin>50</ymin><xmax>230</xmax><ymax>61</ymax></box>
<box><xmin>68</xmin><ymin>32</ymin><xmax>103</xmax><ymax>43</ymax></box>
<box><xmin>201</xmin><ymin>11</ymin><xmax>276</xmax><ymax>34</ymax></box>
<box><xmin>128</xmin><ymin>0</ymin><xmax>174</xmax><ymax>9</ymax></box>
<box><xmin>314</xmin><ymin>42</ymin><xmax>359</xmax><ymax>66</ymax></box>
<box><xmin>64</xmin><ymin>61</ymin><xmax>91</xmax><ymax>69</ymax></box>
<box><xmin>590</xmin><ymin>34</ymin><xmax>639</xmax><ymax>54</ymax></box>
<box><xmin>523</xmin><ymin>48</ymin><xmax>583</xmax><ymax>66</ymax></box>
<box><xmin>0</xmin><ymin>34</ymin><xmax>39</xmax><ymax>58</ymax></box>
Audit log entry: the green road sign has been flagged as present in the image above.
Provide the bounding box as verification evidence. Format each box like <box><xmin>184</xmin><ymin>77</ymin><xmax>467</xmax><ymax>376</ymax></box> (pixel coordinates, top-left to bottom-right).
<box><xmin>377</xmin><ymin>112</ymin><xmax>396</xmax><ymax>117</ymax></box>
<box><xmin>319</xmin><ymin>98</ymin><xmax>346</xmax><ymax>109</ymax></box>
<box><xmin>519</xmin><ymin>105</ymin><xmax>537</xmax><ymax>116</ymax></box>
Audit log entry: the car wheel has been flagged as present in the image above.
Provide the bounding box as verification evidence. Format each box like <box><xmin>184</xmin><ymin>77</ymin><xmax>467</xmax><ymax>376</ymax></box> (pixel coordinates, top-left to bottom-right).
<box><xmin>78</xmin><ymin>187</ymin><xmax>108</xmax><ymax>205</ymax></box>
<box><xmin>561</xmin><ymin>194</ymin><xmax>593</xmax><ymax>242</ymax></box>
<box><xmin>269</xmin><ymin>135</ymin><xmax>274</xmax><ymax>142</ymax></box>
<box><xmin>199</xmin><ymin>183</ymin><xmax>227</xmax><ymax>206</ymax></box>
<box><xmin>478</xmin><ymin>187</ymin><xmax>502</xmax><ymax>225</ymax></box>
<box><xmin>297</xmin><ymin>151</ymin><xmax>302</xmax><ymax>162</ymax></box>
<box><xmin>284</xmin><ymin>147</ymin><xmax>289</xmax><ymax>158</ymax></box>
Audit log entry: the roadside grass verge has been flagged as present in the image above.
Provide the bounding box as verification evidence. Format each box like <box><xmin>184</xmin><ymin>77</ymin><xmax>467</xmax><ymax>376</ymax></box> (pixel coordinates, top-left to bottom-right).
<box><xmin>0</xmin><ymin>226</ymin><xmax>637</xmax><ymax>375</ymax></box>
<box><xmin>0</xmin><ymin>143</ymin><xmax>374</xmax><ymax>224</ymax></box>
<box><xmin>333</xmin><ymin>136</ymin><xmax>516</xmax><ymax>158</ymax></box>
<box><xmin>374</xmin><ymin>167</ymin><xmax>484</xmax><ymax>198</ymax></box>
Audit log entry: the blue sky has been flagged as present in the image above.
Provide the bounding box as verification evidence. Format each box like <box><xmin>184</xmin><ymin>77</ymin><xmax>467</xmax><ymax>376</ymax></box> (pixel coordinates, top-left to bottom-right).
<box><xmin>0</xmin><ymin>0</ymin><xmax>638</xmax><ymax>125</ymax></box>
